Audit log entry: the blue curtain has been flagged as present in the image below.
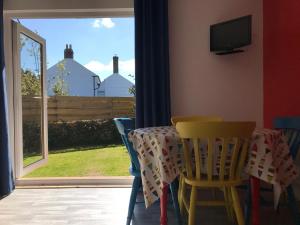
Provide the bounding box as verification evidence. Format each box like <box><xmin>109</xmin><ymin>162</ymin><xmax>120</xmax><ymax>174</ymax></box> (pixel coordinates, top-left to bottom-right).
<box><xmin>0</xmin><ymin>0</ymin><xmax>14</xmax><ymax>198</ymax></box>
<box><xmin>134</xmin><ymin>0</ymin><xmax>171</xmax><ymax>128</ymax></box>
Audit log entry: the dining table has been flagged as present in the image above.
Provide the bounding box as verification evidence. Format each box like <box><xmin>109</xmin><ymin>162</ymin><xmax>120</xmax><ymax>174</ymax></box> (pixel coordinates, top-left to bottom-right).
<box><xmin>128</xmin><ymin>126</ymin><xmax>299</xmax><ymax>225</ymax></box>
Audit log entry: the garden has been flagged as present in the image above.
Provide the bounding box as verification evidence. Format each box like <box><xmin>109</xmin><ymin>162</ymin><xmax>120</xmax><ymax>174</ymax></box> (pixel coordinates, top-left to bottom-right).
<box><xmin>23</xmin><ymin>119</ymin><xmax>131</xmax><ymax>177</ymax></box>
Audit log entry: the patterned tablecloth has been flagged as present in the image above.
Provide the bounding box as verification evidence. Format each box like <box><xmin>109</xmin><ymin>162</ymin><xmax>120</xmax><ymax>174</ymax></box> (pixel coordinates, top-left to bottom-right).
<box><xmin>246</xmin><ymin>129</ymin><xmax>299</xmax><ymax>207</ymax></box>
<box><xmin>129</xmin><ymin>126</ymin><xmax>299</xmax><ymax>208</ymax></box>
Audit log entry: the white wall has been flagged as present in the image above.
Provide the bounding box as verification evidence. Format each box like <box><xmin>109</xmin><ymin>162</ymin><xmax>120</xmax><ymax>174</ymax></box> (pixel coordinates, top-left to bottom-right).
<box><xmin>98</xmin><ymin>74</ymin><xmax>134</xmax><ymax>97</ymax></box>
<box><xmin>169</xmin><ymin>0</ymin><xmax>263</xmax><ymax>126</ymax></box>
<box><xmin>47</xmin><ymin>59</ymin><xmax>97</xmax><ymax>96</ymax></box>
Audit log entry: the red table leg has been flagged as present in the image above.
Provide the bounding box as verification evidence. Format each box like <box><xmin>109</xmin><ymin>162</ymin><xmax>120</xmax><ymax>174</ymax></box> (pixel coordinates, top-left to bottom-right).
<box><xmin>160</xmin><ymin>184</ymin><xmax>168</xmax><ymax>225</ymax></box>
<box><xmin>251</xmin><ymin>176</ymin><xmax>260</xmax><ymax>225</ymax></box>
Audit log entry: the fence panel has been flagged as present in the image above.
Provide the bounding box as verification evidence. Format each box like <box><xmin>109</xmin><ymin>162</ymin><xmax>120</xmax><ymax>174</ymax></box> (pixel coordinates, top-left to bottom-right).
<box><xmin>23</xmin><ymin>96</ymin><xmax>135</xmax><ymax>122</ymax></box>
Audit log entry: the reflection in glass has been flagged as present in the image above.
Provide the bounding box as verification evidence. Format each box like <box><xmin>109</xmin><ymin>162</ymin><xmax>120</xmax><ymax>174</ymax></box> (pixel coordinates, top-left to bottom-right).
<box><xmin>20</xmin><ymin>33</ymin><xmax>44</xmax><ymax>167</ymax></box>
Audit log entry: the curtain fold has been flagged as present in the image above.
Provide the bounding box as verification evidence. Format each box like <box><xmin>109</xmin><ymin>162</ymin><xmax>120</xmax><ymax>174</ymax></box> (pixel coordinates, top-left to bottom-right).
<box><xmin>0</xmin><ymin>0</ymin><xmax>14</xmax><ymax>198</ymax></box>
<box><xmin>134</xmin><ymin>0</ymin><xmax>171</xmax><ymax>128</ymax></box>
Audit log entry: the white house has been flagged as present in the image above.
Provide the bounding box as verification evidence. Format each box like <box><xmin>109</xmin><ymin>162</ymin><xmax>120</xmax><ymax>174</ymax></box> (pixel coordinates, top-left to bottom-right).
<box><xmin>47</xmin><ymin>45</ymin><xmax>100</xmax><ymax>96</ymax></box>
<box><xmin>47</xmin><ymin>45</ymin><xmax>134</xmax><ymax>97</ymax></box>
<box><xmin>97</xmin><ymin>56</ymin><xmax>134</xmax><ymax>97</ymax></box>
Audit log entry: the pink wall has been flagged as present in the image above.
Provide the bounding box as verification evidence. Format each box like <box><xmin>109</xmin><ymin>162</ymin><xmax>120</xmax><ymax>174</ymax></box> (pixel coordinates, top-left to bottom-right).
<box><xmin>168</xmin><ymin>0</ymin><xmax>263</xmax><ymax>126</ymax></box>
<box><xmin>263</xmin><ymin>0</ymin><xmax>300</xmax><ymax>128</ymax></box>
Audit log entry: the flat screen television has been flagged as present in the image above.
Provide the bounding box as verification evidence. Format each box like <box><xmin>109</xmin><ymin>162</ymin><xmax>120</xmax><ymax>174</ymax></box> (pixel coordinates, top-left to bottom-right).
<box><xmin>210</xmin><ymin>15</ymin><xmax>252</xmax><ymax>55</ymax></box>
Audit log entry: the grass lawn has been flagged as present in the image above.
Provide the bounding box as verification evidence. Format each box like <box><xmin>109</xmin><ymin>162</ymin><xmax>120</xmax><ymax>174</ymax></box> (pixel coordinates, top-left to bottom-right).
<box><xmin>24</xmin><ymin>145</ymin><xmax>131</xmax><ymax>177</ymax></box>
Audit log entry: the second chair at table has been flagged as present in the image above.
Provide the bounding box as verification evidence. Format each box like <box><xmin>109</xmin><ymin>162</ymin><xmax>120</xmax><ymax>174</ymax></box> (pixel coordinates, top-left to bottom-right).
<box><xmin>274</xmin><ymin>117</ymin><xmax>300</xmax><ymax>225</ymax></box>
<box><xmin>114</xmin><ymin>118</ymin><xmax>182</xmax><ymax>225</ymax></box>
<box><xmin>176</xmin><ymin>121</ymin><xmax>256</xmax><ymax>225</ymax></box>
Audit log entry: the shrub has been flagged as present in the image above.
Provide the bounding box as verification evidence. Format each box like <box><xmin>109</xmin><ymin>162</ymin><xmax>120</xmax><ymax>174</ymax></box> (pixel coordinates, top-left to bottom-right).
<box><xmin>23</xmin><ymin>121</ymin><xmax>42</xmax><ymax>156</ymax></box>
<box><xmin>23</xmin><ymin>119</ymin><xmax>123</xmax><ymax>155</ymax></box>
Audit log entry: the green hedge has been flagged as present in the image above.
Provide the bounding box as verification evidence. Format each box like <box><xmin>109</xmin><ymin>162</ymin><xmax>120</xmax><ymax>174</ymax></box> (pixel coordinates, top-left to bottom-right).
<box><xmin>23</xmin><ymin>119</ymin><xmax>123</xmax><ymax>155</ymax></box>
<box><xmin>23</xmin><ymin>121</ymin><xmax>42</xmax><ymax>156</ymax></box>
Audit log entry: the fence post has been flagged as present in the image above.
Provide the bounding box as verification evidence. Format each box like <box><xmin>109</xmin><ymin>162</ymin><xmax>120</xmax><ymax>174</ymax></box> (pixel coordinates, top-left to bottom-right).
<box><xmin>111</xmin><ymin>97</ymin><xmax>114</xmax><ymax>118</ymax></box>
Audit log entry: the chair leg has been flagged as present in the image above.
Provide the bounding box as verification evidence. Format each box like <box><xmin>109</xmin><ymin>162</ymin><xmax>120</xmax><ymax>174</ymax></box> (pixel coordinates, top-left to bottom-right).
<box><xmin>223</xmin><ymin>187</ymin><xmax>234</xmax><ymax>222</ymax></box>
<box><xmin>244</xmin><ymin>181</ymin><xmax>251</xmax><ymax>225</ymax></box>
<box><xmin>223</xmin><ymin>187</ymin><xmax>230</xmax><ymax>219</ymax></box>
<box><xmin>170</xmin><ymin>181</ymin><xmax>183</xmax><ymax>225</ymax></box>
<box><xmin>188</xmin><ymin>186</ymin><xmax>197</xmax><ymax>225</ymax></box>
<box><xmin>287</xmin><ymin>185</ymin><xmax>300</xmax><ymax>225</ymax></box>
<box><xmin>231</xmin><ymin>187</ymin><xmax>245</xmax><ymax>225</ymax></box>
<box><xmin>126</xmin><ymin>176</ymin><xmax>141</xmax><ymax>225</ymax></box>
<box><xmin>178</xmin><ymin>176</ymin><xmax>182</xmax><ymax>209</ymax></box>
<box><xmin>250</xmin><ymin>176</ymin><xmax>260</xmax><ymax>225</ymax></box>
<box><xmin>228</xmin><ymin>188</ymin><xmax>236</xmax><ymax>221</ymax></box>
<box><xmin>160</xmin><ymin>185</ymin><xmax>168</xmax><ymax>225</ymax></box>
<box><xmin>179</xmin><ymin>176</ymin><xmax>185</xmax><ymax>214</ymax></box>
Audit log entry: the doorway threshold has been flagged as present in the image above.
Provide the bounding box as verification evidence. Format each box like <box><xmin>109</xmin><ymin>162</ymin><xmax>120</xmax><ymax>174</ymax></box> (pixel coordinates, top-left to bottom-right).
<box><xmin>15</xmin><ymin>176</ymin><xmax>133</xmax><ymax>188</ymax></box>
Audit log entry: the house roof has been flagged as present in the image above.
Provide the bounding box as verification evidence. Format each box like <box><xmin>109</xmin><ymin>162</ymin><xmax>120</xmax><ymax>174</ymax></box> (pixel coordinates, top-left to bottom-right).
<box><xmin>47</xmin><ymin>58</ymin><xmax>99</xmax><ymax>80</ymax></box>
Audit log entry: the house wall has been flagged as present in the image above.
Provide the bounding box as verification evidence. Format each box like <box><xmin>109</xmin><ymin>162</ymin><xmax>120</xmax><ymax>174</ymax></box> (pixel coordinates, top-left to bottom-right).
<box><xmin>98</xmin><ymin>74</ymin><xmax>134</xmax><ymax>97</ymax></box>
<box><xmin>168</xmin><ymin>0</ymin><xmax>263</xmax><ymax>126</ymax></box>
<box><xmin>47</xmin><ymin>59</ymin><xmax>97</xmax><ymax>97</ymax></box>
<box><xmin>263</xmin><ymin>0</ymin><xmax>300</xmax><ymax>128</ymax></box>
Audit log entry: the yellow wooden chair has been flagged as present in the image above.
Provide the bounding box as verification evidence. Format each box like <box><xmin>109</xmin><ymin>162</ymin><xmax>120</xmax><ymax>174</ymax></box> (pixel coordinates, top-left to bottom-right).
<box><xmin>171</xmin><ymin>115</ymin><xmax>223</xmax><ymax>126</ymax></box>
<box><xmin>176</xmin><ymin>121</ymin><xmax>255</xmax><ymax>225</ymax></box>
<box><xmin>171</xmin><ymin>115</ymin><xmax>223</xmax><ymax>218</ymax></box>
<box><xmin>171</xmin><ymin>115</ymin><xmax>223</xmax><ymax>213</ymax></box>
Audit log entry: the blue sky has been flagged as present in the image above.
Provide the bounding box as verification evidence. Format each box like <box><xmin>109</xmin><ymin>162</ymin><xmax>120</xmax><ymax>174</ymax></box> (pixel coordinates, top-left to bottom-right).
<box><xmin>19</xmin><ymin>18</ymin><xmax>135</xmax><ymax>82</ymax></box>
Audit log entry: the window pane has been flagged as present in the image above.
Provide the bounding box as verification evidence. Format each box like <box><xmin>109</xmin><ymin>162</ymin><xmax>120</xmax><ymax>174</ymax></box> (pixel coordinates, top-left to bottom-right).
<box><xmin>20</xmin><ymin>33</ymin><xmax>44</xmax><ymax>167</ymax></box>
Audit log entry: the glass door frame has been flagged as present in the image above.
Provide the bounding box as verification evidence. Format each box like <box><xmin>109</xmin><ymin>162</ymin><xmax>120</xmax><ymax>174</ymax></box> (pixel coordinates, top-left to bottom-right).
<box><xmin>12</xmin><ymin>21</ymin><xmax>48</xmax><ymax>178</ymax></box>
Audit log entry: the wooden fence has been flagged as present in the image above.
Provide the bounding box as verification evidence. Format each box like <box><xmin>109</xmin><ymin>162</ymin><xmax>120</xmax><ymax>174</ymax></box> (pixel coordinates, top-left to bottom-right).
<box><xmin>23</xmin><ymin>96</ymin><xmax>135</xmax><ymax>122</ymax></box>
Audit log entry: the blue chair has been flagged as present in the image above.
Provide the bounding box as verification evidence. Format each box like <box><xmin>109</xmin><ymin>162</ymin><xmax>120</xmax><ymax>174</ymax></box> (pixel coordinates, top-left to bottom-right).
<box><xmin>274</xmin><ymin>117</ymin><xmax>300</xmax><ymax>225</ymax></box>
<box><xmin>113</xmin><ymin>118</ymin><xmax>182</xmax><ymax>225</ymax></box>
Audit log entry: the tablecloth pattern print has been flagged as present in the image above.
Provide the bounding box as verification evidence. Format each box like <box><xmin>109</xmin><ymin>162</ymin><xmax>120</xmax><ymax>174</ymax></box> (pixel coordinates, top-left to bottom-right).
<box><xmin>129</xmin><ymin>126</ymin><xmax>299</xmax><ymax>208</ymax></box>
<box><xmin>129</xmin><ymin>126</ymin><xmax>182</xmax><ymax>207</ymax></box>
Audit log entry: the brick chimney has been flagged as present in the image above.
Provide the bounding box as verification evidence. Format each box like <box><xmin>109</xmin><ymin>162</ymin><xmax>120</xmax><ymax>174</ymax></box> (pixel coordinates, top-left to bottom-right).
<box><xmin>64</xmin><ymin>44</ymin><xmax>74</xmax><ymax>59</ymax></box>
<box><xmin>113</xmin><ymin>55</ymin><xmax>119</xmax><ymax>74</ymax></box>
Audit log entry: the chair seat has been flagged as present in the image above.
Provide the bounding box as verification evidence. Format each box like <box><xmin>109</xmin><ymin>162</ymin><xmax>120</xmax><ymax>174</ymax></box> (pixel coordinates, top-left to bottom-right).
<box><xmin>129</xmin><ymin>165</ymin><xmax>141</xmax><ymax>177</ymax></box>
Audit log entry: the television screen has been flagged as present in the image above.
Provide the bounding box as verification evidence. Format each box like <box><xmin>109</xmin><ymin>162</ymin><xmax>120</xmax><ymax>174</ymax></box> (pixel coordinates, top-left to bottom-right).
<box><xmin>210</xmin><ymin>15</ymin><xmax>252</xmax><ymax>53</ymax></box>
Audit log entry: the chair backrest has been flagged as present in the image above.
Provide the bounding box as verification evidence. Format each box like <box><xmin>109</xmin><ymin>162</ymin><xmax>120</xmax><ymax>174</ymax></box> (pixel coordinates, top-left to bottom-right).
<box><xmin>171</xmin><ymin>115</ymin><xmax>223</xmax><ymax>126</ymax></box>
<box><xmin>274</xmin><ymin>117</ymin><xmax>300</xmax><ymax>159</ymax></box>
<box><xmin>176</xmin><ymin>121</ymin><xmax>255</xmax><ymax>182</ymax></box>
<box><xmin>113</xmin><ymin>118</ymin><xmax>140</xmax><ymax>171</ymax></box>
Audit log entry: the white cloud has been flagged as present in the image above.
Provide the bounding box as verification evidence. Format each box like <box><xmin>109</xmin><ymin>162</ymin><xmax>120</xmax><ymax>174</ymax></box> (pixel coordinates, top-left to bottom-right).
<box><xmin>92</xmin><ymin>18</ymin><xmax>115</xmax><ymax>29</ymax></box>
<box><xmin>92</xmin><ymin>19</ymin><xmax>101</xmax><ymax>28</ymax></box>
<box><xmin>101</xmin><ymin>18</ymin><xmax>115</xmax><ymax>28</ymax></box>
<box><xmin>119</xmin><ymin>59</ymin><xmax>135</xmax><ymax>76</ymax></box>
<box><xmin>84</xmin><ymin>59</ymin><xmax>135</xmax><ymax>82</ymax></box>
<box><xmin>84</xmin><ymin>60</ymin><xmax>111</xmax><ymax>73</ymax></box>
